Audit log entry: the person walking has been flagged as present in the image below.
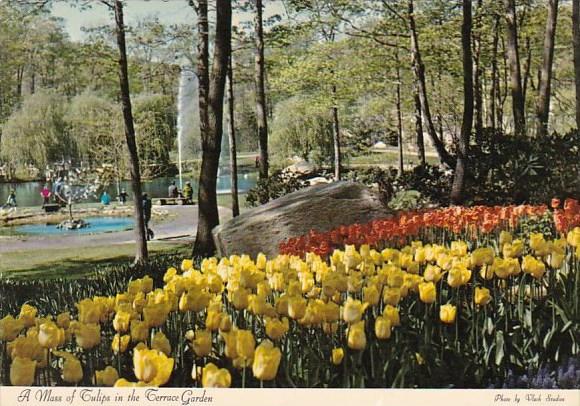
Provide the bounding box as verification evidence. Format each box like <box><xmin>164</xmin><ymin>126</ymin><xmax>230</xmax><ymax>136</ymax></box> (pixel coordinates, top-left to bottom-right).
<box><xmin>3</xmin><ymin>189</ymin><xmax>17</xmax><ymax>209</ymax></box>
<box><xmin>182</xmin><ymin>181</ymin><xmax>193</xmax><ymax>204</ymax></box>
<box><xmin>40</xmin><ymin>185</ymin><xmax>51</xmax><ymax>206</ymax></box>
<box><xmin>142</xmin><ymin>192</ymin><xmax>154</xmax><ymax>240</ymax></box>
<box><xmin>118</xmin><ymin>189</ymin><xmax>128</xmax><ymax>204</ymax></box>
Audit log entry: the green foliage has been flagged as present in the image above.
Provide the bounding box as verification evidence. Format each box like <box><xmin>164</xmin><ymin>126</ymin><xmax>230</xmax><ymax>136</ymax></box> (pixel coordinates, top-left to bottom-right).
<box><xmin>245</xmin><ymin>169</ymin><xmax>310</xmax><ymax>207</ymax></box>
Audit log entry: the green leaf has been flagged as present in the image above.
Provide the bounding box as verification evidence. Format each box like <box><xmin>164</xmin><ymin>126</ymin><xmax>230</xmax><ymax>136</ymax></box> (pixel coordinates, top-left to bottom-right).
<box><xmin>495</xmin><ymin>331</ymin><xmax>505</xmax><ymax>366</ymax></box>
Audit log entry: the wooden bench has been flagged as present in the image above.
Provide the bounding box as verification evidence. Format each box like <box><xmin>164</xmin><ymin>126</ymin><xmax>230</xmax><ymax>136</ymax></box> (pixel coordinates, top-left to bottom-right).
<box><xmin>155</xmin><ymin>198</ymin><xmax>195</xmax><ymax>206</ymax></box>
<box><xmin>43</xmin><ymin>204</ymin><xmax>61</xmax><ymax>213</ymax></box>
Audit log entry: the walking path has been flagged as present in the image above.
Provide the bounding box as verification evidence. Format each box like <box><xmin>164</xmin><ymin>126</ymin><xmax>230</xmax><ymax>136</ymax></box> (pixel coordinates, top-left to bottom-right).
<box><xmin>0</xmin><ymin>205</ymin><xmax>232</xmax><ymax>254</ymax></box>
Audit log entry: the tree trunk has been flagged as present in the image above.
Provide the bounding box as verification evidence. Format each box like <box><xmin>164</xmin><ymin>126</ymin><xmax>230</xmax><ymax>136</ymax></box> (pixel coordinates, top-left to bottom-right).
<box><xmin>331</xmin><ymin>85</ymin><xmax>341</xmax><ymax>180</ymax></box>
<box><xmin>193</xmin><ymin>0</ymin><xmax>232</xmax><ymax>258</ymax></box>
<box><xmin>451</xmin><ymin>0</ymin><xmax>474</xmax><ymax>205</ymax></box>
<box><xmin>255</xmin><ymin>0</ymin><xmax>269</xmax><ymax>180</ymax></box>
<box><xmin>535</xmin><ymin>0</ymin><xmax>559</xmax><ymax>137</ymax></box>
<box><xmin>574</xmin><ymin>0</ymin><xmax>580</xmax><ymax>128</ymax></box>
<box><xmin>114</xmin><ymin>0</ymin><xmax>148</xmax><ymax>262</ymax></box>
<box><xmin>504</xmin><ymin>0</ymin><xmax>526</xmax><ymax>136</ymax></box>
<box><xmin>522</xmin><ymin>37</ymin><xmax>532</xmax><ymax>104</ymax></box>
<box><xmin>414</xmin><ymin>90</ymin><xmax>426</xmax><ymax>166</ymax></box>
<box><xmin>395</xmin><ymin>48</ymin><xmax>404</xmax><ymax>174</ymax></box>
<box><xmin>473</xmin><ymin>0</ymin><xmax>483</xmax><ymax>141</ymax></box>
<box><xmin>488</xmin><ymin>14</ymin><xmax>500</xmax><ymax>130</ymax></box>
<box><xmin>408</xmin><ymin>0</ymin><xmax>454</xmax><ymax>168</ymax></box>
<box><xmin>227</xmin><ymin>56</ymin><xmax>240</xmax><ymax>217</ymax></box>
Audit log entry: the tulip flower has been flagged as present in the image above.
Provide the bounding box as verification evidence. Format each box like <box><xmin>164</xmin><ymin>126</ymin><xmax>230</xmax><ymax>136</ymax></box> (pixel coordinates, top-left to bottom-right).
<box><xmin>499</xmin><ymin>231</ymin><xmax>512</xmax><ymax>247</ymax></box>
<box><xmin>440</xmin><ymin>304</ymin><xmax>457</xmax><ymax>324</ymax></box>
<box><xmin>0</xmin><ymin>315</ymin><xmax>24</xmax><ymax>342</ymax></box>
<box><xmin>38</xmin><ymin>321</ymin><xmax>65</xmax><ymax>349</ymax></box>
<box><xmin>76</xmin><ymin>298</ymin><xmax>102</xmax><ymax>324</ymax></box>
<box><xmin>181</xmin><ymin>259</ymin><xmax>194</xmax><ymax>272</ymax></box>
<box><xmin>418</xmin><ymin>282</ymin><xmax>437</xmax><ymax>304</ymax></box>
<box><xmin>331</xmin><ymin>348</ymin><xmax>344</xmax><ymax>365</ymax></box>
<box><xmin>10</xmin><ymin>357</ymin><xmax>36</xmax><ymax>386</ymax></box>
<box><xmin>471</xmin><ymin>247</ymin><xmax>495</xmax><ymax>267</ymax></box>
<box><xmin>363</xmin><ymin>284</ymin><xmax>380</xmax><ymax>306</ymax></box>
<box><xmin>95</xmin><ymin>366</ymin><xmax>119</xmax><ymax>386</ymax></box>
<box><xmin>549</xmin><ymin>252</ymin><xmax>565</xmax><ymax>269</ymax></box>
<box><xmin>567</xmin><ymin>227</ymin><xmax>580</xmax><ymax>247</ymax></box>
<box><xmin>130</xmin><ymin>320</ymin><xmax>149</xmax><ymax>343</ymax></box>
<box><xmin>143</xmin><ymin>303</ymin><xmax>169</xmax><ymax>327</ymax></box>
<box><xmin>383</xmin><ymin>287</ymin><xmax>401</xmax><ymax>306</ymax></box>
<box><xmin>113</xmin><ymin>310</ymin><xmax>131</xmax><ymax>333</ymax></box>
<box><xmin>236</xmin><ymin>329</ymin><xmax>255</xmax><ymax>361</ymax></box>
<box><xmin>252</xmin><ymin>340</ymin><xmax>282</xmax><ymax>381</ymax></box>
<box><xmin>503</xmin><ymin>240</ymin><xmax>524</xmax><ymax>258</ymax></box>
<box><xmin>62</xmin><ymin>354</ymin><xmax>84</xmax><ymax>384</ymax></box>
<box><xmin>375</xmin><ymin>316</ymin><xmax>392</xmax><ymax>340</ymax></box>
<box><xmin>530</xmin><ymin>233</ymin><xmax>550</xmax><ymax>256</ymax></box>
<box><xmin>265</xmin><ymin>317</ymin><xmax>289</xmax><ymax>341</ymax></box>
<box><xmin>219</xmin><ymin>314</ymin><xmax>233</xmax><ymax>332</ymax></box>
<box><xmin>288</xmin><ymin>297</ymin><xmax>307</xmax><ymax>320</ymax></box>
<box><xmin>383</xmin><ymin>305</ymin><xmax>401</xmax><ymax>327</ymax></box>
<box><xmin>423</xmin><ymin>265</ymin><xmax>442</xmax><ymax>283</ymax></box>
<box><xmin>73</xmin><ymin>322</ymin><xmax>101</xmax><ymax>350</ymax></box>
<box><xmin>202</xmin><ymin>363</ymin><xmax>231</xmax><ymax>388</ymax></box>
<box><xmin>191</xmin><ymin>330</ymin><xmax>212</xmax><ymax>357</ymax></box>
<box><xmin>18</xmin><ymin>304</ymin><xmax>37</xmax><ymax>328</ymax></box>
<box><xmin>8</xmin><ymin>335</ymin><xmax>43</xmax><ymax>362</ymax></box>
<box><xmin>347</xmin><ymin>321</ymin><xmax>366</xmax><ymax>351</ymax></box>
<box><xmin>112</xmin><ymin>334</ymin><xmax>130</xmax><ymax>354</ymax></box>
<box><xmin>474</xmin><ymin>287</ymin><xmax>492</xmax><ymax>306</ymax></box>
<box><xmin>522</xmin><ymin>255</ymin><xmax>546</xmax><ymax>279</ymax></box>
<box><xmin>342</xmin><ymin>297</ymin><xmax>368</xmax><ymax>324</ymax></box>
<box><xmin>152</xmin><ymin>331</ymin><xmax>171</xmax><ymax>356</ymax></box>
<box><xmin>56</xmin><ymin>312</ymin><xmax>71</xmax><ymax>329</ymax></box>
<box><xmin>133</xmin><ymin>344</ymin><xmax>174</xmax><ymax>386</ymax></box>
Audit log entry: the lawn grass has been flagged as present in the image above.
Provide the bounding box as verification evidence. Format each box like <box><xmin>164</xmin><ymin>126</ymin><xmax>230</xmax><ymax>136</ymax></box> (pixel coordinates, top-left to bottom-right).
<box><xmin>0</xmin><ymin>241</ymin><xmax>190</xmax><ymax>279</ymax></box>
<box><xmin>348</xmin><ymin>148</ymin><xmax>440</xmax><ymax>167</ymax></box>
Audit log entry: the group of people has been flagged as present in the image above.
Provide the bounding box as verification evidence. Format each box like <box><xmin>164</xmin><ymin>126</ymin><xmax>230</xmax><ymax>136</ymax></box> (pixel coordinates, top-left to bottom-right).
<box><xmin>168</xmin><ymin>180</ymin><xmax>193</xmax><ymax>203</ymax></box>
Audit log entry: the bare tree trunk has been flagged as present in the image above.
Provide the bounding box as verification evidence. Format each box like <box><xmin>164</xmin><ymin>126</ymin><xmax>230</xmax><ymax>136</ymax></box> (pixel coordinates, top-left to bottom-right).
<box><xmin>504</xmin><ymin>0</ymin><xmax>526</xmax><ymax>136</ymax></box>
<box><xmin>535</xmin><ymin>0</ymin><xmax>559</xmax><ymax>137</ymax></box>
<box><xmin>488</xmin><ymin>14</ymin><xmax>500</xmax><ymax>130</ymax></box>
<box><xmin>114</xmin><ymin>0</ymin><xmax>147</xmax><ymax>262</ymax></box>
<box><xmin>414</xmin><ymin>91</ymin><xmax>426</xmax><ymax>166</ymax></box>
<box><xmin>395</xmin><ymin>48</ymin><xmax>404</xmax><ymax>174</ymax></box>
<box><xmin>451</xmin><ymin>0</ymin><xmax>474</xmax><ymax>205</ymax></box>
<box><xmin>193</xmin><ymin>0</ymin><xmax>231</xmax><ymax>257</ymax></box>
<box><xmin>522</xmin><ymin>37</ymin><xmax>532</xmax><ymax>104</ymax></box>
<box><xmin>331</xmin><ymin>85</ymin><xmax>341</xmax><ymax>180</ymax></box>
<box><xmin>227</xmin><ymin>56</ymin><xmax>240</xmax><ymax>217</ymax></box>
<box><xmin>254</xmin><ymin>0</ymin><xmax>269</xmax><ymax>180</ymax></box>
<box><xmin>574</xmin><ymin>0</ymin><xmax>580</xmax><ymax>128</ymax></box>
<box><xmin>473</xmin><ymin>0</ymin><xmax>483</xmax><ymax>140</ymax></box>
<box><xmin>408</xmin><ymin>0</ymin><xmax>454</xmax><ymax>167</ymax></box>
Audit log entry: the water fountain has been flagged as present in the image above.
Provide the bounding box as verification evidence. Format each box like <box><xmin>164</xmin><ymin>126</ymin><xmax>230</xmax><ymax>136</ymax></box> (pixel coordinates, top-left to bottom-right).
<box><xmin>176</xmin><ymin>67</ymin><xmax>198</xmax><ymax>190</ymax></box>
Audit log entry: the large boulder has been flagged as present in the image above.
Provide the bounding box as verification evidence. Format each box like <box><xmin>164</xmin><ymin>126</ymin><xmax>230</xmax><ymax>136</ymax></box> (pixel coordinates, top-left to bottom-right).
<box><xmin>213</xmin><ymin>181</ymin><xmax>391</xmax><ymax>258</ymax></box>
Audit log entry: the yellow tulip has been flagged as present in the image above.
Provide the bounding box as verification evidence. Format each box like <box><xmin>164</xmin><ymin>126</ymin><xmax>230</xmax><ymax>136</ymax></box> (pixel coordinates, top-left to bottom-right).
<box><xmin>56</xmin><ymin>312</ymin><xmax>71</xmax><ymax>329</ymax></box>
<box><xmin>205</xmin><ymin>311</ymin><xmax>222</xmax><ymax>332</ymax></box>
<box><xmin>479</xmin><ymin>264</ymin><xmax>494</xmax><ymax>280</ymax></box>
<box><xmin>130</xmin><ymin>320</ymin><xmax>149</xmax><ymax>343</ymax></box>
<box><xmin>499</xmin><ymin>231</ymin><xmax>512</xmax><ymax>247</ymax></box>
<box><xmin>229</xmin><ymin>288</ymin><xmax>250</xmax><ymax>310</ymax></box>
<box><xmin>179</xmin><ymin>290</ymin><xmax>211</xmax><ymax>313</ymax></box>
<box><xmin>382</xmin><ymin>287</ymin><xmax>401</xmax><ymax>306</ymax></box>
<box><xmin>252</xmin><ymin>340</ymin><xmax>282</xmax><ymax>381</ymax></box>
<box><xmin>202</xmin><ymin>363</ymin><xmax>231</xmax><ymax>388</ymax></box>
<box><xmin>62</xmin><ymin>355</ymin><xmax>83</xmax><ymax>384</ymax></box>
<box><xmin>219</xmin><ymin>314</ymin><xmax>232</xmax><ymax>332</ymax></box>
<box><xmin>567</xmin><ymin>227</ymin><xmax>580</xmax><ymax>247</ymax></box>
<box><xmin>10</xmin><ymin>357</ymin><xmax>36</xmax><ymax>386</ymax></box>
<box><xmin>342</xmin><ymin>297</ymin><xmax>368</xmax><ymax>324</ymax></box>
<box><xmin>133</xmin><ymin>344</ymin><xmax>174</xmax><ymax>386</ymax></box>
<box><xmin>143</xmin><ymin>303</ymin><xmax>169</xmax><ymax>327</ymax></box>
<box><xmin>322</xmin><ymin>322</ymin><xmax>339</xmax><ymax>335</ymax></box>
<box><xmin>220</xmin><ymin>330</ymin><xmax>238</xmax><ymax>359</ymax></box>
<box><xmin>0</xmin><ymin>315</ymin><xmax>24</xmax><ymax>341</ymax></box>
<box><xmin>38</xmin><ymin>321</ymin><xmax>64</xmax><ymax>349</ymax></box>
<box><xmin>181</xmin><ymin>259</ymin><xmax>194</xmax><ymax>272</ymax></box>
<box><xmin>418</xmin><ymin>282</ymin><xmax>437</xmax><ymax>304</ymax></box>
<box><xmin>549</xmin><ymin>252</ymin><xmax>565</xmax><ymax>269</ymax></box>
<box><xmin>141</xmin><ymin>275</ymin><xmax>154</xmax><ymax>293</ymax></box>
<box><xmin>18</xmin><ymin>304</ymin><xmax>37</xmax><ymax>328</ymax></box>
<box><xmin>440</xmin><ymin>304</ymin><xmax>457</xmax><ymax>324</ymax></box>
<box><xmin>95</xmin><ymin>366</ymin><xmax>119</xmax><ymax>386</ymax></box>
<box><xmin>287</xmin><ymin>297</ymin><xmax>307</xmax><ymax>320</ymax></box>
<box><xmin>321</xmin><ymin>301</ymin><xmax>340</xmax><ymax>323</ymax></box>
<box><xmin>191</xmin><ymin>330</ymin><xmax>212</xmax><ymax>357</ymax></box>
<box><xmin>375</xmin><ymin>316</ymin><xmax>392</xmax><ymax>340</ymax></box>
<box><xmin>347</xmin><ymin>321</ymin><xmax>366</xmax><ymax>350</ymax></box>
<box><xmin>113</xmin><ymin>310</ymin><xmax>131</xmax><ymax>333</ymax></box>
<box><xmin>503</xmin><ymin>240</ymin><xmax>524</xmax><ymax>258</ymax></box>
<box><xmin>530</xmin><ymin>233</ymin><xmax>550</xmax><ymax>256</ymax></box>
<box><xmin>331</xmin><ymin>348</ymin><xmax>344</xmax><ymax>365</ymax></box>
<box><xmin>471</xmin><ymin>247</ymin><xmax>495</xmax><ymax>267</ymax></box>
<box><xmin>151</xmin><ymin>331</ymin><xmax>171</xmax><ymax>356</ymax></box>
<box><xmin>474</xmin><ymin>287</ymin><xmax>492</xmax><ymax>306</ymax></box>
<box><xmin>491</xmin><ymin>258</ymin><xmax>510</xmax><ymax>279</ymax></box>
<box><xmin>76</xmin><ymin>298</ymin><xmax>102</xmax><ymax>324</ymax></box>
<box><xmin>522</xmin><ymin>255</ymin><xmax>546</xmax><ymax>279</ymax></box>
<box><xmin>265</xmin><ymin>317</ymin><xmax>289</xmax><ymax>341</ymax></box>
<box><xmin>447</xmin><ymin>264</ymin><xmax>471</xmax><ymax>288</ymax></box>
<box><xmin>383</xmin><ymin>305</ymin><xmax>401</xmax><ymax>327</ymax></box>
<box><xmin>363</xmin><ymin>284</ymin><xmax>380</xmax><ymax>306</ymax></box>
<box><xmin>423</xmin><ymin>265</ymin><xmax>442</xmax><ymax>283</ymax></box>
<box><xmin>112</xmin><ymin>334</ymin><xmax>130</xmax><ymax>354</ymax></box>
<box><xmin>236</xmin><ymin>329</ymin><xmax>255</xmax><ymax>360</ymax></box>
<box><xmin>7</xmin><ymin>335</ymin><xmax>43</xmax><ymax>362</ymax></box>
<box><xmin>74</xmin><ymin>322</ymin><xmax>101</xmax><ymax>350</ymax></box>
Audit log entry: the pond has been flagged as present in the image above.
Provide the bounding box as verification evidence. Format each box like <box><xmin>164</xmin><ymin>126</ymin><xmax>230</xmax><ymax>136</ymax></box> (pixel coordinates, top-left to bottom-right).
<box><xmin>0</xmin><ymin>172</ymin><xmax>258</xmax><ymax>208</ymax></box>
<box><xmin>11</xmin><ymin>216</ymin><xmax>135</xmax><ymax>236</ymax></box>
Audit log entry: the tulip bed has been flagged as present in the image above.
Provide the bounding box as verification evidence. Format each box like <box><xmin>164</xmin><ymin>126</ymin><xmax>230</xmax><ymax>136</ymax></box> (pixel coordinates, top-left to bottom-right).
<box><xmin>0</xmin><ymin>201</ymin><xmax>579</xmax><ymax>388</ymax></box>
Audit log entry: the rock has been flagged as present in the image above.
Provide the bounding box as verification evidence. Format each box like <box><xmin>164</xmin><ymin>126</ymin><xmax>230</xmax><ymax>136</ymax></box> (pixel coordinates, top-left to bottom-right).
<box><xmin>372</xmin><ymin>141</ymin><xmax>387</xmax><ymax>149</ymax></box>
<box><xmin>307</xmin><ymin>176</ymin><xmax>331</xmax><ymax>186</ymax></box>
<box><xmin>213</xmin><ymin>181</ymin><xmax>391</xmax><ymax>258</ymax></box>
<box><xmin>285</xmin><ymin>160</ymin><xmax>316</xmax><ymax>175</ymax></box>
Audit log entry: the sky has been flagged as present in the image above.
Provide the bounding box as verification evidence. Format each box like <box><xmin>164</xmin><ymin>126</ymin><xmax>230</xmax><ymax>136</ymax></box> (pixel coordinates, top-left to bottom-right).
<box><xmin>50</xmin><ymin>0</ymin><xmax>287</xmax><ymax>43</ymax></box>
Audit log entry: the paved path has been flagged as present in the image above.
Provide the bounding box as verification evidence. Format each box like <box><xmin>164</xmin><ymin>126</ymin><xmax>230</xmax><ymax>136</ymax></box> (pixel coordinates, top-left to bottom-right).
<box><xmin>0</xmin><ymin>205</ymin><xmax>232</xmax><ymax>254</ymax></box>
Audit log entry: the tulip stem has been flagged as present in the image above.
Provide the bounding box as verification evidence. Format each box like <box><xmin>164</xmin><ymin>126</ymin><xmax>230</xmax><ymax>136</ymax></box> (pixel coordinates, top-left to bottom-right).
<box><xmin>242</xmin><ymin>366</ymin><xmax>246</xmax><ymax>388</ymax></box>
